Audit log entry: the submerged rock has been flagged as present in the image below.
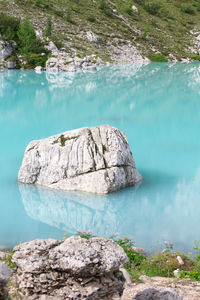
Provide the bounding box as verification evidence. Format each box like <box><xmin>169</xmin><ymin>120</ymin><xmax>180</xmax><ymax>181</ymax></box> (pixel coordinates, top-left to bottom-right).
<box><xmin>9</xmin><ymin>236</ymin><xmax>128</xmax><ymax>299</ymax></box>
<box><xmin>18</xmin><ymin>125</ymin><xmax>142</xmax><ymax>194</ymax></box>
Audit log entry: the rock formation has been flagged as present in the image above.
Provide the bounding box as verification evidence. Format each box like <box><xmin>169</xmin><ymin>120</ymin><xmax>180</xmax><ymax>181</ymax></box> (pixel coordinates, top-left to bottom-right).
<box><xmin>9</xmin><ymin>236</ymin><xmax>128</xmax><ymax>299</ymax></box>
<box><xmin>45</xmin><ymin>41</ymin><xmax>107</xmax><ymax>72</ymax></box>
<box><xmin>0</xmin><ymin>261</ymin><xmax>13</xmax><ymax>299</ymax></box>
<box><xmin>18</xmin><ymin>125</ymin><xmax>142</xmax><ymax>194</ymax></box>
<box><xmin>0</xmin><ymin>41</ymin><xmax>16</xmax><ymax>65</ymax></box>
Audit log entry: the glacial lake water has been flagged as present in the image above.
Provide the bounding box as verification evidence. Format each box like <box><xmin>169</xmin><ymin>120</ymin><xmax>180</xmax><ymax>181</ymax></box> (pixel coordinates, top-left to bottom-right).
<box><xmin>1</xmin><ymin>63</ymin><xmax>200</xmax><ymax>252</ymax></box>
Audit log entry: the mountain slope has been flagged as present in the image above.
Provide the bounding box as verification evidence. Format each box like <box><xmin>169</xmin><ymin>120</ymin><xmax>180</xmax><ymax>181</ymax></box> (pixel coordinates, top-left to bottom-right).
<box><xmin>1</xmin><ymin>0</ymin><xmax>200</xmax><ymax>62</ymax></box>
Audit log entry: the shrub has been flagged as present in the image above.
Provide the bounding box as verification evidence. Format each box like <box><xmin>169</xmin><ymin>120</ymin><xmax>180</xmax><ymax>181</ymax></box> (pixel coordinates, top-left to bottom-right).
<box><xmin>141</xmin><ymin>29</ymin><xmax>147</xmax><ymax>40</ymax></box>
<box><xmin>188</xmin><ymin>54</ymin><xmax>200</xmax><ymax>61</ymax></box>
<box><xmin>54</xmin><ymin>10</ymin><xmax>65</xmax><ymax>17</ymax></box>
<box><xmin>66</xmin><ymin>9</ymin><xmax>73</xmax><ymax>23</ymax></box>
<box><xmin>25</xmin><ymin>53</ymin><xmax>48</xmax><ymax>68</ymax></box>
<box><xmin>87</xmin><ymin>16</ymin><xmax>96</xmax><ymax>22</ymax></box>
<box><xmin>147</xmin><ymin>52</ymin><xmax>168</xmax><ymax>62</ymax></box>
<box><xmin>110</xmin><ymin>235</ymin><xmax>146</xmax><ymax>269</ymax></box>
<box><xmin>134</xmin><ymin>0</ymin><xmax>146</xmax><ymax>6</ymax></box>
<box><xmin>35</xmin><ymin>0</ymin><xmax>41</xmax><ymax>7</ymax></box>
<box><xmin>17</xmin><ymin>17</ymin><xmax>48</xmax><ymax>67</ymax></box>
<box><xmin>145</xmin><ymin>1</ymin><xmax>162</xmax><ymax>15</ymax></box>
<box><xmin>0</xmin><ymin>13</ymin><xmax>20</xmax><ymax>41</ymax></box>
<box><xmin>99</xmin><ymin>0</ymin><xmax>106</xmax><ymax>10</ymax></box>
<box><xmin>124</xmin><ymin>7</ymin><xmax>133</xmax><ymax>15</ymax></box>
<box><xmin>53</xmin><ymin>40</ymin><xmax>63</xmax><ymax>49</ymax></box>
<box><xmin>98</xmin><ymin>0</ymin><xmax>112</xmax><ymax>16</ymax></box>
<box><xmin>180</xmin><ymin>270</ymin><xmax>200</xmax><ymax>281</ymax></box>
<box><xmin>182</xmin><ymin>5</ymin><xmax>195</xmax><ymax>15</ymax></box>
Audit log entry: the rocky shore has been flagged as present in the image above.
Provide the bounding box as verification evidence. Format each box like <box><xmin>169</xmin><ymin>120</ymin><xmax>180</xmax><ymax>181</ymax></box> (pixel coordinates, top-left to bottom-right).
<box><xmin>0</xmin><ymin>35</ymin><xmax>150</xmax><ymax>72</ymax></box>
<box><xmin>1</xmin><ymin>237</ymin><xmax>200</xmax><ymax>300</ymax></box>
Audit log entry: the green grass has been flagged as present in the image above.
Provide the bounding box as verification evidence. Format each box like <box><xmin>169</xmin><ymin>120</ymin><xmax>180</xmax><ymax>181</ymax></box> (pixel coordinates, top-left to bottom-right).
<box><xmin>112</xmin><ymin>236</ymin><xmax>200</xmax><ymax>282</ymax></box>
<box><xmin>147</xmin><ymin>52</ymin><xmax>168</xmax><ymax>62</ymax></box>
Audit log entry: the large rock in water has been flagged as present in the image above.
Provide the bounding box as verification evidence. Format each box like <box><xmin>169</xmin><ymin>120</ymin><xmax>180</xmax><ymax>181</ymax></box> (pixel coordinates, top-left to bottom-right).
<box><xmin>18</xmin><ymin>125</ymin><xmax>142</xmax><ymax>194</ymax></box>
<box><xmin>9</xmin><ymin>236</ymin><xmax>129</xmax><ymax>299</ymax></box>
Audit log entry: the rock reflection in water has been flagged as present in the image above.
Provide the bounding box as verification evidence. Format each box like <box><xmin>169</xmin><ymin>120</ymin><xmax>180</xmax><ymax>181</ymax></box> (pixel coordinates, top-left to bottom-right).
<box><xmin>18</xmin><ymin>184</ymin><xmax>120</xmax><ymax>236</ymax></box>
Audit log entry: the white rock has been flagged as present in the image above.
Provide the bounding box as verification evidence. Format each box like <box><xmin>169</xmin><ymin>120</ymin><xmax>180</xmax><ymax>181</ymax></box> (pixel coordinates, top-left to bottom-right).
<box><xmin>18</xmin><ymin>125</ymin><xmax>142</xmax><ymax>194</ymax></box>
<box><xmin>132</xmin><ymin>5</ymin><xmax>138</xmax><ymax>13</ymax></box>
<box><xmin>176</xmin><ymin>256</ymin><xmax>184</xmax><ymax>265</ymax></box>
<box><xmin>173</xmin><ymin>269</ymin><xmax>180</xmax><ymax>278</ymax></box>
<box><xmin>86</xmin><ymin>31</ymin><xmax>99</xmax><ymax>43</ymax></box>
<box><xmin>35</xmin><ymin>66</ymin><xmax>43</xmax><ymax>73</ymax></box>
<box><xmin>45</xmin><ymin>41</ymin><xmax>58</xmax><ymax>52</ymax></box>
<box><xmin>120</xmin><ymin>267</ymin><xmax>132</xmax><ymax>284</ymax></box>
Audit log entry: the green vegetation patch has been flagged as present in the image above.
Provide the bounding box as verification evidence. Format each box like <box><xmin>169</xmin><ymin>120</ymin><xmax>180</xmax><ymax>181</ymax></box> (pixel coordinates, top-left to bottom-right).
<box><xmin>53</xmin><ymin>134</ymin><xmax>80</xmax><ymax>146</ymax></box>
<box><xmin>1</xmin><ymin>251</ymin><xmax>16</xmax><ymax>269</ymax></box>
<box><xmin>147</xmin><ymin>52</ymin><xmax>168</xmax><ymax>62</ymax></box>
<box><xmin>111</xmin><ymin>236</ymin><xmax>200</xmax><ymax>282</ymax></box>
<box><xmin>0</xmin><ymin>13</ymin><xmax>20</xmax><ymax>41</ymax></box>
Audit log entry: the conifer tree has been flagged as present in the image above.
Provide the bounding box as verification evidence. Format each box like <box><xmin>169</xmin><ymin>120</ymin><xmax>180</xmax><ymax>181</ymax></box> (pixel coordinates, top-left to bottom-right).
<box><xmin>17</xmin><ymin>17</ymin><xmax>37</xmax><ymax>56</ymax></box>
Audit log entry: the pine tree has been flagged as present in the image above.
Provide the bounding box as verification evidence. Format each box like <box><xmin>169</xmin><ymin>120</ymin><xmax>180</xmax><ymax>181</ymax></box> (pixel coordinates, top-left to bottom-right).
<box><xmin>17</xmin><ymin>17</ymin><xmax>37</xmax><ymax>56</ymax></box>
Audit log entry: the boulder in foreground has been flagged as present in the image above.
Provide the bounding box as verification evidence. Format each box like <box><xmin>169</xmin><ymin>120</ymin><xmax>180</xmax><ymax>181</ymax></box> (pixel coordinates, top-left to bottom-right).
<box><xmin>18</xmin><ymin>125</ymin><xmax>142</xmax><ymax>194</ymax></box>
<box><xmin>9</xmin><ymin>236</ymin><xmax>128</xmax><ymax>299</ymax></box>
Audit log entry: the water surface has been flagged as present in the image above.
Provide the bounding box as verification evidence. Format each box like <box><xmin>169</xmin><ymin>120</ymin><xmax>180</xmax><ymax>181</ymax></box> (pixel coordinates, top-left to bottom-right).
<box><xmin>1</xmin><ymin>63</ymin><xmax>200</xmax><ymax>252</ymax></box>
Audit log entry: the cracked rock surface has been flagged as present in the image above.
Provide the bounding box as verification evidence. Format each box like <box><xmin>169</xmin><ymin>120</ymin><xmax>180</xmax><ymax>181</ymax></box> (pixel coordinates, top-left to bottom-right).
<box><xmin>18</xmin><ymin>124</ymin><xmax>142</xmax><ymax>194</ymax></box>
<box><xmin>9</xmin><ymin>236</ymin><xmax>128</xmax><ymax>299</ymax></box>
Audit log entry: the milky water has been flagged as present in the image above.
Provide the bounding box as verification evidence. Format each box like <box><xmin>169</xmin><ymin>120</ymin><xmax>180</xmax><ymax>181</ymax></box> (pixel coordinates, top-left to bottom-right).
<box><xmin>1</xmin><ymin>63</ymin><xmax>200</xmax><ymax>252</ymax></box>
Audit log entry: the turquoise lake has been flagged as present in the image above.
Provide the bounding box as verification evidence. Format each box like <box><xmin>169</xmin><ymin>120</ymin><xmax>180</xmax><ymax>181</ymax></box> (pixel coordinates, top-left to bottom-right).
<box><xmin>1</xmin><ymin>63</ymin><xmax>200</xmax><ymax>252</ymax></box>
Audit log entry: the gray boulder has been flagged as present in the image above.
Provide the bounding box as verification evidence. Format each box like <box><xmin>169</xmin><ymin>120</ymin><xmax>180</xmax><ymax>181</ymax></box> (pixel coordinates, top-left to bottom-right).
<box><xmin>133</xmin><ymin>288</ymin><xmax>183</xmax><ymax>300</ymax></box>
<box><xmin>0</xmin><ymin>41</ymin><xmax>16</xmax><ymax>63</ymax></box>
<box><xmin>86</xmin><ymin>31</ymin><xmax>99</xmax><ymax>43</ymax></box>
<box><xmin>10</xmin><ymin>236</ymin><xmax>128</xmax><ymax>299</ymax></box>
<box><xmin>5</xmin><ymin>60</ymin><xmax>16</xmax><ymax>69</ymax></box>
<box><xmin>18</xmin><ymin>125</ymin><xmax>142</xmax><ymax>194</ymax></box>
<box><xmin>0</xmin><ymin>261</ymin><xmax>13</xmax><ymax>299</ymax></box>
